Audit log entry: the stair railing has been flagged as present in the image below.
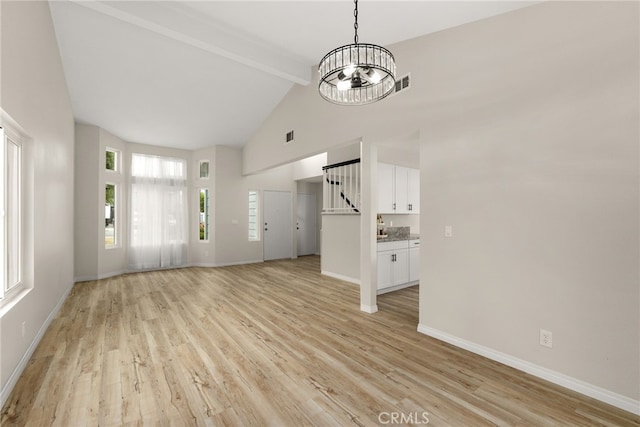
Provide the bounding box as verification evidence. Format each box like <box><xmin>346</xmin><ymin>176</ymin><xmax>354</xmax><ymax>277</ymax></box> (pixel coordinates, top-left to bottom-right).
<box><xmin>322</xmin><ymin>158</ymin><xmax>361</xmax><ymax>214</ymax></box>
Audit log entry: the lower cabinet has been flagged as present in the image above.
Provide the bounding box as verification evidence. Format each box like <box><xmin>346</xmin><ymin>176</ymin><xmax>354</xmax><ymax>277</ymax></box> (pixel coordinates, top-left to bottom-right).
<box><xmin>377</xmin><ymin>239</ymin><xmax>419</xmax><ymax>292</ymax></box>
<box><xmin>409</xmin><ymin>240</ymin><xmax>420</xmax><ymax>282</ymax></box>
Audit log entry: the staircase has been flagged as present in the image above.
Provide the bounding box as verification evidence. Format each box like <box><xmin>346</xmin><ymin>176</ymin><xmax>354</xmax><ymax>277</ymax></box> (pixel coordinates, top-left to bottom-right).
<box><xmin>322</xmin><ymin>159</ymin><xmax>361</xmax><ymax>214</ymax></box>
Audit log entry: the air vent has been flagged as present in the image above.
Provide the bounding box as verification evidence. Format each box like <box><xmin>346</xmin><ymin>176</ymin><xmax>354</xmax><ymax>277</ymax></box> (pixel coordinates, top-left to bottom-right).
<box><xmin>285</xmin><ymin>130</ymin><xmax>294</xmax><ymax>144</ymax></box>
<box><xmin>394</xmin><ymin>74</ymin><xmax>411</xmax><ymax>94</ymax></box>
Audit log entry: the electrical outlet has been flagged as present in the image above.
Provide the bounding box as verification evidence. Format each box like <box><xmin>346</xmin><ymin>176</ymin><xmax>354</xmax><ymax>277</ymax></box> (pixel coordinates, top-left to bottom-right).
<box><xmin>540</xmin><ymin>329</ymin><xmax>552</xmax><ymax>348</ymax></box>
<box><xmin>21</xmin><ymin>321</ymin><xmax>26</xmax><ymax>337</ymax></box>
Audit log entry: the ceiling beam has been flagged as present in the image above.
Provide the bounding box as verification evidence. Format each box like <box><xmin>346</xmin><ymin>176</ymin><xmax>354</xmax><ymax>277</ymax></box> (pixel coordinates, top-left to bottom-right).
<box><xmin>70</xmin><ymin>1</ymin><xmax>312</xmax><ymax>86</ymax></box>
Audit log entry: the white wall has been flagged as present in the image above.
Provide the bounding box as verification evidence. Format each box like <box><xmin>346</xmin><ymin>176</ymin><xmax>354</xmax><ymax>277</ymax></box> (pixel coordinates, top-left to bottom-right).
<box><xmin>74</xmin><ymin>125</ymin><xmax>99</xmax><ymax>280</ymax></box>
<box><xmin>242</xmin><ymin>1</ymin><xmax>640</xmax><ymax>409</ymax></box>
<box><xmin>74</xmin><ymin>126</ymin><xmax>193</xmax><ymax>279</ymax></box>
<box><xmin>417</xmin><ymin>1</ymin><xmax>639</xmax><ymax>408</ymax></box>
<box><xmin>0</xmin><ymin>0</ymin><xmax>75</xmax><ymax>405</ymax></box>
<box><xmin>191</xmin><ymin>147</ymin><xmax>216</xmax><ymax>266</ymax></box>
<box><xmin>321</xmin><ymin>214</ymin><xmax>360</xmax><ymax>284</ymax></box>
<box><xmin>292</xmin><ymin>153</ymin><xmax>326</xmax><ymax>181</ymax></box>
<box><xmin>74</xmin><ymin>130</ymin><xmax>302</xmax><ymax>274</ymax></box>
<box><xmin>98</xmin><ymin>128</ymin><xmax>127</xmax><ymax>278</ymax></box>
<box><xmin>214</xmin><ymin>145</ymin><xmax>297</xmax><ymax>266</ymax></box>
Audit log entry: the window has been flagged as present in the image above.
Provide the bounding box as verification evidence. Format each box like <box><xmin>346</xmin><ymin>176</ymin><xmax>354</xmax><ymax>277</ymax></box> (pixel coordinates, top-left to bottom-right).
<box><xmin>248</xmin><ymin>190</ymin><xmax>259</xmax><ymax>241</ymax></box>
<box><xmin>106</xmin><ymin>148</ymin><xmax>119</xmax><ymax>172</ymax></box>
<box><xmin>129</xmin><ymin>154</ymin><xmax>188</xmax><ymax>270</ymax></box>
<box><xmin>105</xmin><ymin>183</ymin><xmax>117</xmax><ymax>247</ymax></box>
<box><xmin>199</xmin><ymin>188</ymin><xmax>209</xmax><ymax>241</ymax></box>
<box><xmin>0</xmin><ymin>125</ymin><xmax>23</xmax><ymax>300</ymax></box>
<box><xmin>199</xmin><ymin>160</ymin><xmax>209</xmax><ymax>179</ymax></box>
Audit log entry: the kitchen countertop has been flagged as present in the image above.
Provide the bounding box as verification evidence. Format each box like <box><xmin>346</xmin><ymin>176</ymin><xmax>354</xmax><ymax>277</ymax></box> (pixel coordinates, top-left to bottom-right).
<box><xmin>377</xmin><ymin>233</ymin><xmax>420</xmax><ymax>243</ymax></box>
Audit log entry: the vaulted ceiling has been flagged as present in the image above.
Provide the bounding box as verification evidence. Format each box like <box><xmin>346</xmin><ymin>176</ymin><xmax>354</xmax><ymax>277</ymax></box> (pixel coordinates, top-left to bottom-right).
<box><xmin>50</xmin><ymin>1</ymin><xmax>537</xmax><ymax>150</ymax></box>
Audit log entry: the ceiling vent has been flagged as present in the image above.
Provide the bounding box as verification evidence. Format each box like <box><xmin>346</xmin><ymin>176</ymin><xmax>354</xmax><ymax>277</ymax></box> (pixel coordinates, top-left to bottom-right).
<box><xmin>394</xmin><ymin>74</ymin><xmax>411</xmax><ymax>94</ymax></box>
<box><xmin>285</xmin><ymin>130</ymin><xmax>294</xmax><ymax>144</ymax></box>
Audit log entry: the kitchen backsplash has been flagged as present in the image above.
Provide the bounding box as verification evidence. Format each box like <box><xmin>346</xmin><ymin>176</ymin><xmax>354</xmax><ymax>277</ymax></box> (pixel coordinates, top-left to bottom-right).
<box><xmin>379</xmin><ymin>214</ymin><xmax>419</xmax><ymax>234</ymax></box>
<box><xmin>384</xmin><ymin>226</ymin><xmax>410</xmax><ymax>239</ymax></box>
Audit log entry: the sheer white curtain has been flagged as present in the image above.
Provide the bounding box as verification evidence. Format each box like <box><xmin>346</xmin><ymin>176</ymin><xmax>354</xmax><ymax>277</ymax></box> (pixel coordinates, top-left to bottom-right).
<box><xmin>129</xmin><ymin>154</ymin><xmax>188</xmax><ymax>270</ymax></box>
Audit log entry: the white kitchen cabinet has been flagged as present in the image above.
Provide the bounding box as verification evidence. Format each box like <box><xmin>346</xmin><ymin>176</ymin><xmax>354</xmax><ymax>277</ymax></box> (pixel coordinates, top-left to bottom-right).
<box><xmin>409</xmin><ymin>239</ymin><xmax>420</xmax><ymax>282</ymax></box>
<box><xmin>407</xmin><ymin>168</ymin><xmax>420</xmax><ymax>214</ymax></box>
<box><xmin>377</xmin><ymin>240</ymin><xmax>411</xmax><ymax>291</ymax></box>
<box><xmin>377</xmin><ymin>163</ymin><xmax>419</xmax><ymax>214</ymax></box>
<box><xmin>377</xmin><ymin>162</ymin><xmax>395</xmax><ymax>213</ymax></box>
<box><xmin>394</xmin><ymin>166</ymin><xmax>409</xmax><ymax>214</ymax></box>
<box><xmin>377</xmin><ymin>251</ymin><xmax>394</xmax><ymax>289</ymax></box>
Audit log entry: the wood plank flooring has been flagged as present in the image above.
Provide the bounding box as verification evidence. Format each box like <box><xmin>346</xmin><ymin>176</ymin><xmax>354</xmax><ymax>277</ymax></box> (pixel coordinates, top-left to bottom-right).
<box><xmin>2</xmin><ymin>256</ymin><xmax>638</xmax><ymax>426</ymax></box>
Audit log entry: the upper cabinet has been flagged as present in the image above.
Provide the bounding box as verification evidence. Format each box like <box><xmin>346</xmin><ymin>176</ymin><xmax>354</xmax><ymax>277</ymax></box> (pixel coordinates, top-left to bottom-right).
<box><xmin>378</xmin><ymin>163</ymin><xmax>420</xmax><ymax>214</ymax></box>
<box><xmin>406</xmin><ymin>167</ymin><xmax>420</xmax><ymax>214</ymax></box>
<box><xmin>378</xmin><ymin>163</ymin><xmax>396</xmax><ymax>213</ymax></box>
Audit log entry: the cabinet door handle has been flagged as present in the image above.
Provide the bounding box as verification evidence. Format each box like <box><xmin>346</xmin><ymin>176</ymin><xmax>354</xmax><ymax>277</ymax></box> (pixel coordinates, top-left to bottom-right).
<box><xmin>409</xmin><ymin>204</ymin><xmax>412</xmax><ymax>211</ymax></box>
<box><xmin>392</xmin><ymin>202</ymin><xmax>396</xmax><ymax>211</ymax></box>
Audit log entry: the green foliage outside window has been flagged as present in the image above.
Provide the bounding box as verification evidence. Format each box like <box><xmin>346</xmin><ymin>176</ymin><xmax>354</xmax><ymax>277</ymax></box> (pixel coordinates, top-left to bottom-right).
<box><xmin>106</xmin><ymin>150</ymin><xmax>116</xmax><ymax>171</ymax></box>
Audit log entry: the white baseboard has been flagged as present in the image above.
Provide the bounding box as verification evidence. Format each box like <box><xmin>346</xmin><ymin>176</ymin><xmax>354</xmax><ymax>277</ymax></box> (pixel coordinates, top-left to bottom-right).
<box><xmin>74</xmin><ymin>274</ymin><xmax>98</xmax><ymax>282</ymax></box>
<box><xmin>321</xmin><ymin>270</ymin><xmax>360</xmax><ymax>285</ymax></box>
<box><xmin>75</xmin><ymin>270</ymin><xmax>127</xmax><ymax>282</ymax></box>
<box><xmin>377</xmin><ymin>280</ymin><xmax>418</xmax><ymax>295</ymax></box>
<box><xmin>360</xmin><ymin>304</ymin><xmax>378</xmax><ymax>314</ymax></box>
<box><xmin>75</xmin><ymin>261</ymin><xmax>266</xmax><ymax>282</ymax></box>
<box><xmin>417</xmin><ymin>324</ymin><xmax>640</xmax><ymax>416</ymax></box>
<box><xmin>98</xmin><ymin>270</ymin><xmax>127</xmax><ymax>280</ymax></box>
<box><xmin>1</xmin><ymin>282</ymin><xmax>74</xmax><ymax>409</ymax></box>
<box><xmin>189</xmin><ymin>262</ymin><xmax>217</xmax><ymax>268</ymax></box>
<box><xmin>212</xmin><ymin>259</ymin><xmax>264</xmax><ymax>267</ymax></box>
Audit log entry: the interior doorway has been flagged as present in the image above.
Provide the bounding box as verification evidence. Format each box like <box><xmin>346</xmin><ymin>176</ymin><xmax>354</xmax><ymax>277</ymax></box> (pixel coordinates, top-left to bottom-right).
<box><xmin>297</xmin><ymin>193</ymin><xmax>317</xmax><ymax>256</ymax></box>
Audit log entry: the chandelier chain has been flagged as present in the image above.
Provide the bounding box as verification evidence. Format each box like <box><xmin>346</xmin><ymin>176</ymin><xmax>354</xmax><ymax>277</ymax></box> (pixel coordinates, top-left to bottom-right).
<box><xmin>353</xmin><ymin>0</ymin><xmax>359</xmax><ymax>45</ymax></box>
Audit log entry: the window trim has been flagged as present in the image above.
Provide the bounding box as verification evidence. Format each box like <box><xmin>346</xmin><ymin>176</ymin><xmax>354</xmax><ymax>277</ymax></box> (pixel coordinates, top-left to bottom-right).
<box><xmin>199</xmin><ymin>160</ymin><xmax>210</xmax><ymax>180</ymax></box>
<box><xmin>248</xmin><ymin>190</ymin><xmax>260</xmax><ymax>242</ymax></box>
<box><xmin>105</xmin><ymin>182</ymin><xmax>118</xmax><ymax>249</ymax></box>
<box><xmin>0</xmin><ymin>112</ymin><xmax>28</xmax><ymax>308</ymax></box>
<box><xmin>198</xmin><ymin>188</ymin><xmax>210</xmax><ymax>242</ymax></box>
<box><xmin>105</xmin><ymin>147</ymin><xmax>120</xmax><ymax>173</ymax></box>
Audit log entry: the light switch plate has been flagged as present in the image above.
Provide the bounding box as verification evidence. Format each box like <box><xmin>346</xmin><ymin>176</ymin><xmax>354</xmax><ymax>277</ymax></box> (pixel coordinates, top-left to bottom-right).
<box><xmin>445</xmin><ymin>225</ymin><xmax>453</xmax><ymax>237</ymax></box>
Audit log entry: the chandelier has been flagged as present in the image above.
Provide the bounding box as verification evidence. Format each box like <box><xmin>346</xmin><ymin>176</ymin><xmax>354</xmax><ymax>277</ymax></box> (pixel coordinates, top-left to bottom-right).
<box><xmin>318</xmin><ymin>0</ymin><xmax>396</xmax><ymax>106</ymax></box>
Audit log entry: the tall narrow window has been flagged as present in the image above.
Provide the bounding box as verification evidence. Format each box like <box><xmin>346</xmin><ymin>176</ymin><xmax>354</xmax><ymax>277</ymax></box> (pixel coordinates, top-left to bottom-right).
<box><xmin>199</xmin><ymin>188</ymin><xmax>209</xmax><ymax>241</ymax></box>
<box><xmin>106</xmin><ymin>148</ymin><xmax>119</xmax><ymax>172</ymax></box>
<box><xmin>105</xmin><ymin>183</ymin><xmax>117</xmax><ymax>247</ymax></box>
<box><xmin>248</xmin><ymin>190</ymin><xmax>259</xmax><ymax>241</ymax></box>
<box><xmin>129</xmin><ymin>154</ymin><xmax>188</xmax><ymax>270</ymax></box>
<box><xmin>1</xmin><ymin>125</ymin><xmax>23</xmax><ymax>300</ymax></box>
<box><xmin>199</xmin><ymin>160</ymin><xmax>209</xmax><ymax>179</ymax></box>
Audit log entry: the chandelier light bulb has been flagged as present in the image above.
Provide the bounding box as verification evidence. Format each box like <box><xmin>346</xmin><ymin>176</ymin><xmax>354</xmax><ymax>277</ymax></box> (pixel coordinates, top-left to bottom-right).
<box><xmin>337</xmin><ymin>80</ymin><xmax>352</xmax><ymax>91</ymax></box>
<box><xmin>343</xmin><ymin>65</ymin><xmax>356</xmax><ymax>77</ymax></box>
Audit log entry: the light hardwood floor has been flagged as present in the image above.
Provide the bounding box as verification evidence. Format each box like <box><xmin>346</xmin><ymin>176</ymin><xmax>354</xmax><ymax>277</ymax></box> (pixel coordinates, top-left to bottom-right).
<box><xmin>2</xmin><ymin>256</ymin><xmax>638</xmax><ymax>426</ymax></box>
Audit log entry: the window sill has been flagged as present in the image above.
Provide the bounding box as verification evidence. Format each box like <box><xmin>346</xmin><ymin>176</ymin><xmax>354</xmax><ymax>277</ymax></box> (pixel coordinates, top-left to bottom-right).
<box><xmin>0</xmin><ymin>286</ymin><xmax>32</xmax><ymax>318</ymax></box>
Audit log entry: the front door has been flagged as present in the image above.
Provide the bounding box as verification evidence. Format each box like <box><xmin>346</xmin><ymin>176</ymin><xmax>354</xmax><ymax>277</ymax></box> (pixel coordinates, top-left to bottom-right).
<box><xmin>263</xmin><ymin>190</ymin><xmax>293</xmax><ymax>261</ymax></box>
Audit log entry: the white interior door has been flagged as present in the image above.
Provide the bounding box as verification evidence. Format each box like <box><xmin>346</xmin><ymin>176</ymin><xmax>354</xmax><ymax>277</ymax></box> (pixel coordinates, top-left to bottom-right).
<box><xmin>263</xmin><ymin>190</ymin><xmax>292</xmax><ymax>261</ymax></box>
<box><xmin>297</xmin><ymin>193</ymin><xmax>317</xmax><ymax>256</ymax></box>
